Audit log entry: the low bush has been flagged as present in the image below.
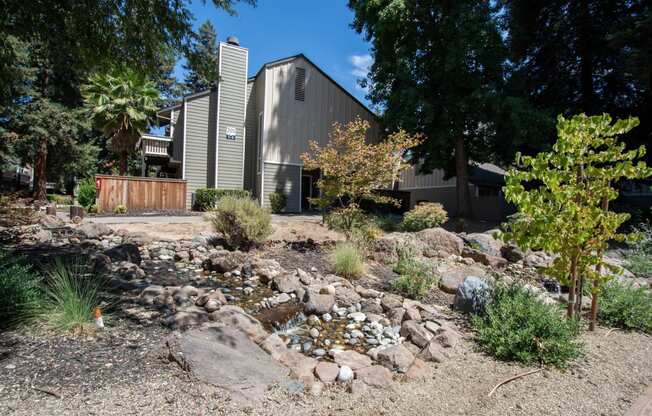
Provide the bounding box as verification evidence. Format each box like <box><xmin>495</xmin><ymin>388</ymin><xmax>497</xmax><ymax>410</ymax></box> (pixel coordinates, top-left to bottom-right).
<box><xmin>0</xmin><ymin>250</ymin><xmax>42</xmax><ymax>329</ymax></box>
<box><xmin>47</xmin><ymin>194</ymin><xmax>73</xmax><ymax>205</ymax></box>
<box><xmin>194</xmin><ymin>188</ymin><xmax>251</xmax><ymax>211</ymax></box>
<box><xmin>113</xmin><ymin>204</ymin><xmax>127</xmax><ymax>214</ymax></box>
<box><xmin>209</xmin><ymin>196</ymin><xmax>273</xmax><ymax>250</ymax></box>
<box><xmin>268</xmin><ymin>191</ymin><xmax>287</xmax><ymax>214</ymax></box>
<box><xmin>326</xmin><ymin>205</ymin><xmax>382</xmax><ymax>252</ymax></box>
<box><xmin>330</xmin><ymin>242</ymin><xmax>365</xmax><ymax>278</ymax></box>
<box><xmin>401</xmin><ymin>202</ymin><xmax>448</xmax><ymax>232</ymax></box>
<box><xmin>372</xmin><ymin>213</ymin><xmax>402</xmax><ymax>232</ymax></box>
<box><xmin>88</xmin><ymin>204</ymin><xmax>98</xmax><ymax>214</ymax></box>
<box><xmin>598</xmin><ymin>281</ymin><xmax>652</xmax><ymax>333</ymax></box>
<box><xmin>391</xmin><ymin>247</ymin><xmax>438</xmax><ymax>299</ymax></box>
<box><xmin>42</xmin><ymin>258</ymin><xmax>105</xmax><ymax>332</ymax></box>
<box><xmin>472</xmin><ymin>284</ymin><xmax>582</xmax><ymax>368</ymax></box>
<box><xmin>76</xmin><ymin>178</ymin><xmax>97</xmax><ymax>209</ymax></box>
<box><xmin>624</xmin><ymin>223</ymin><xmax>652</xmax><ymax>278</ymax></box>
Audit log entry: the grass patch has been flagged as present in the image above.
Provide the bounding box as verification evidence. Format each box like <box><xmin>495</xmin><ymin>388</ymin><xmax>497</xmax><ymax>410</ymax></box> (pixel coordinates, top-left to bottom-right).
<box><xmin>598</xmin><ymin>281</ymin><xmax>652</xmax><ymax>333</ymax></box>
<box><xmin>0</xmin><ymin>250</ymin><xmax>42</xmax><ymax>329</ymax></box>
<box><xmin>472</xmin><ymin>284</ymin><xmax>582</xmax><ymax>368</ymax></box>
<box><xmin>330</xmin><ymin>242</ymin><xmax>365</xmax><ymax>279</ymax></box>
<box><xmin>41</xmin><ymin>258</ymin><xmax>105</xmax><ymax>332</ymax></box>
<box><xmin>391</xmin><ymin>256</ymin><xmax>438</xmax><ymax>299</ymax></box>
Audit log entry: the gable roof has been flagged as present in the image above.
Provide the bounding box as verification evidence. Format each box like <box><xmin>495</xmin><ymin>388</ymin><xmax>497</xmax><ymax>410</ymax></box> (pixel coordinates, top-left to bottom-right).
<box><xmin>248</xmin><ymin>53</ymin><xmax>377</xmax><ymax>119</ymax></box>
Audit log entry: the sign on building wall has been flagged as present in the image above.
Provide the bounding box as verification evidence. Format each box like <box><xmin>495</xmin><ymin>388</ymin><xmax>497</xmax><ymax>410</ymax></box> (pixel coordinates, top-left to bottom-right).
<box><xmin>225</xmin><ymin>127</ymin><xmax>237</xmax><ymax>140</ymax></box>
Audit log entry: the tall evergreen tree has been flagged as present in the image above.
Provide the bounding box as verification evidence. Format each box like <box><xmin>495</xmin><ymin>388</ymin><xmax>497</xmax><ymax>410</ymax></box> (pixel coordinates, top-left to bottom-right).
<box><xmin>348</xmin><ymin>0</ymin><xmax>506</xmax><ymax>217</ymax></box>
<box><xmin>184</xmin><ymin>21</ymin><xmax>221</xmax><ymax>93</ymax></box>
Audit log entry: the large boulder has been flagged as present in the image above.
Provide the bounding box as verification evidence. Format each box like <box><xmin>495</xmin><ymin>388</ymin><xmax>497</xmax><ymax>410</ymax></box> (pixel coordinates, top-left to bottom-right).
<box><xmin>77</xmin><ymin>222</ymin><xmax>111</xmax><ymax>239</ymax></box>
<box><xmin>204</xmin><ymin>250</ymin><xmax>247</xmax><ymax>273</ymax></box>
<box><xmin>416</xmin><ymin>228</ymin><xmax>464</xmax><ymax>257</ymax></box>
<box><xmin>209</xmin><ymin>305</ymin><xmax>268</xmax><ymax>343</ymax></box>
<box><xmin>376</xmin><ymin>344</ymin><xmax>415</xmax><ymax>373</ymax></box>
<box><xmin>250</xmin><ymin>258</ymin><xmax>283</xmax><ymax>284</ymax></box>
<box><xmin>461</xmin><ymin>247</ymin><xmax>507</xmax><ymax>268</ymax></box>
<box><xmin>335</xmin><ymin>285</ymin><xmax>362</xmax><ymax>307</ymax></box>
<box><xmin>276</xmin><ymin>350</ymin><xmax>318</xmax><ymax>385</ymax></box>
<box><xmin>166</xmin><ymin>325</ymin><xmax>291</xmax><ymax>403</ymax></box>
<box><xmin>273</xmin><ymin>273</ymin><xmax>303</xmax><ymax>294</ymax></box>
<box><xmin>453</xmin><ymin>276</ymin><xmax>491</xmax><ymax>314</ymax></box>
<box><xmin>501</xmin><ymin>244</ymin><xmax>525</xmax><ymax>263</ymax></box>
<box><xmin>464</xmin><ymin>232</ymin><xmax>503</xmax><ymax>257</ymax></box>
<box><xmin>373</xmin><ymin>233</ymin><xmax>423</xmax><ymax>264</ymax></box>
<box><xmin>104</xmin><ymin>243</ymin><xmax>142</xmax><ymax>265</ymax></box>
<box><xmin>438</xmin><ymin>263</ymin><xmax>489</xmax><ymax>294</ymax></box>
<box><xmin>400</xmin><ymin>320</ymin><xmax>434</xmax><ymax>348</ymax></box>
<box><xmin>304</xmin><ymin>293</ymin><xmax>335</xmax><ymax>315</ymax></box>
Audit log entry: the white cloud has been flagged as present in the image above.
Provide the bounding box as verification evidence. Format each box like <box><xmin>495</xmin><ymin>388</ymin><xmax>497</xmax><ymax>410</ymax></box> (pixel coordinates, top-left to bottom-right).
<box><xmin>349</xmin><ymin>54</ymin><xmax>373</xmax><ymax>78</ymax></box>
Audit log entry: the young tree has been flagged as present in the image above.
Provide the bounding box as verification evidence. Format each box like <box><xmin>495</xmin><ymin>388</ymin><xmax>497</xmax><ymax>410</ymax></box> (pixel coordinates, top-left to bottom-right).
<box><xmin>300</xmin><ymin>117</ymin><xmax>421</xmax><ymax>233</ymax></box>
<box><xmin>348</xmin><ymin>0</ymin><xmax>506</xmax><ymax>218</ymax></box>
<box><xmin>502</xmin><ymin>114</ymin><xmax>652</xmax><ymax>328</ymax></box>
<box><xmin>184</xmin><ymin>21</ymin><xmax>221</xmax><ymax>93</ymax></box>
<box><xmin>83</xmin><ymin>68</ymin><xmax>159</xmax><ymax>175</ymax></box>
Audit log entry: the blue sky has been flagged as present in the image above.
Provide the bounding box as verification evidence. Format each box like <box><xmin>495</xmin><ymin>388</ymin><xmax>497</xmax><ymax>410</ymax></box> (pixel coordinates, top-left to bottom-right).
<box><xmin>176</xmin><ymin>0</ymin><xmax>374</xmax><ymax>107</ymax></box>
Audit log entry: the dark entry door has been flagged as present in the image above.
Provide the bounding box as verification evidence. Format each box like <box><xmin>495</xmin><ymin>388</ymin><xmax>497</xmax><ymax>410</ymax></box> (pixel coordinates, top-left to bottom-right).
<box><xmin>301</xmin><ymin>175</ymin><xmax>312</xmax><ymax>211</ymax></box>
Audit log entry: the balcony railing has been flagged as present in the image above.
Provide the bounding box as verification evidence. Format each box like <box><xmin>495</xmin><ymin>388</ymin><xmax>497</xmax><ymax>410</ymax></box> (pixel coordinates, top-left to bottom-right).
<box><xmin>141</xmin><ymin>134</ymin><xmax>171</xmax><ymax>157</ymax></box>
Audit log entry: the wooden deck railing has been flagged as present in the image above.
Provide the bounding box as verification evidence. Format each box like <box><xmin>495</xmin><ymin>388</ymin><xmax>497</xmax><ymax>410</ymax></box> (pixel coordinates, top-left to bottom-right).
<box><xmin>95</xmin><ymin>175</ymin><xmax>186</xmax><ymax>213</ymax></box>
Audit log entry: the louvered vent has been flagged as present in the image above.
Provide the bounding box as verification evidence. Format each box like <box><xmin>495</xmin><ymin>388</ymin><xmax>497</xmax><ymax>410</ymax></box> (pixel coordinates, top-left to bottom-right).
<box><xmin>295</xmin><ymin>67</ymin><xmax>306</xmax><ymax>101</ymax></box>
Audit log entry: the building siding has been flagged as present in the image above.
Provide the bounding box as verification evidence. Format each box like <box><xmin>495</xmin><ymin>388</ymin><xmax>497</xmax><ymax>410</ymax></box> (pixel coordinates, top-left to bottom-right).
<box><xmin>398</xmin><ymin>163</ymin><xmax>457</xmax><ymax>189</ymax></box>
<box><xmin>172</xmin><ymin>109</ymin><xmax>184</xmax><ymax>163</ymax></box>
<box><xmin>244</xmin><ymin>81</ymin><xmax>257</xmax><ymax>192</ymax></box>
<box><xmin>184</xmin><ymin>92</ymin><xmax>215</xmax><ymax>208</ymax></box>
<box><xmin>263</xmin><ymin>162</ymin><xmax>301</xmax><ymax>212</ymax></box>
<box><xmin>262</xmin><ymin>57</ymin><xmax>379</xmax><ymax>164</ymax></box>
<box><xmin>216</xmin><ymin>43</ymin><xmax>248</xmax><ymax>189</ymax></box>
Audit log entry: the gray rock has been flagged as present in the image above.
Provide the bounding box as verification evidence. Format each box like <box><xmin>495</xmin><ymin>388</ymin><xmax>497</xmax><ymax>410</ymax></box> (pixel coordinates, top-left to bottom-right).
<box><xmin>204</xmin><ymin>250</ymin><xmax>247</xmax><ymax>273</ymax></box>
<box><xmin>163</xmin><ymin>307</ymin><xmax>209</xmax><ymax>329</ymax></box>
<box><xmin>355</xmin><ymin>365</ymin><xmax>393</xmax><ymax>388</ymax></box>
<box><xmin>166</xmin><ymin>325</ymin><xmax>290</xmax><ymax>403</ymax></box>
<box><xmin>461</xmin><ymin>247</ymin><xmax>507</xmax><ymax>268</ymax></box>
<box><xmin>104</xmin><ymin>243</ymin><xmax>142</xmax><ymax>265</ymax></box>
<box><xmin>209</xmin><ymin>305</ymin><xmax>268</xmax><ymax>343</ymax></box>
<box><xmin>333</xmin><ymin>350</ymin><xmax>372</xmax><ymax>370</ymax></box>
<box><xmin>400</xmin><ymin>320</ymin><xmax>434</xmax><ymax>348</ymax></box>
<box><xmin>276</xmin><ymin>350</ymin><xmax>318</xmax><ymax>384</ymax></box>
<box><xmin>417</xmin><ymin>228</ymin><xmax>464</xmax><ymax>257</ymax></box>
<box><xmin>501</xmin><ymin>244</ymin><xmax>525</xmax><ymax>262</ymax></box>
<box><xmin>259</xmin><ymin>333</ymin><xmax>288</xmax><ymax>360</ymax></box>
<box><xmin>33</xmin><ymin>229</ymin><xmax>52</xmax><ymax>243</ymax></box>
<box><xmin>77</xmin><ymin>222</ymin><xmax>111</xmax><ymax>239</ymax></box>
<box><xmin>250</xmin><ymin>258</ymin><xmax>283</xmax><ymax>284</ymax></box>
<box><xmin>376</xmin><ymin>344</ymin><xmax>415</xmax><ymax>373</ymax></box>
<box><xmin>464</xmin><ymin>232</ymin><xmax>503</xmax><ymax>257</ymax></box>
<box><xmin>453</xmin><ymin>276</ymin><xmax>491</xmax><ymax>314</ymax></box>
<box><xmin>337</xmin><ymin>365</ymin><xmax>354</xmax><ymax>382</ymax></box>
<box><xmin>438</xmin><ymin>263</ymin><xmax>488</xmax><ymax>294</ymax></box>
<box><xmin>335</xmin><ymin>286</ymin><xmax>362</xmax><ymax>307</ymax></box>
<box><xmin>273</xmin><ymin>273</ymin><xmax>303</xmax><ymax>294</ymax></box>
<box><xmin>419</xmin><ymin>340</ymin><xmax>450</xmax><ymax>363</ymax></box>
<box><xmin>304</xmin><ymin>293</ymin><xmax>335</xmax><ymax>315</ymax></box>
<box><xmin>381</xmin><ymin>294</ymin><xmax>404</xmax><ymax>312</ymax></box>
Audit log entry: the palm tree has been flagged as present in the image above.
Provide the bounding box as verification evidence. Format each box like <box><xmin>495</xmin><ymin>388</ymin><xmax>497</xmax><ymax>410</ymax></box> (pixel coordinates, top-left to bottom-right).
<box><xmin>83</xmin><ymin>68</ymin><xmax>159</xmax><ymax>175</ymax></box>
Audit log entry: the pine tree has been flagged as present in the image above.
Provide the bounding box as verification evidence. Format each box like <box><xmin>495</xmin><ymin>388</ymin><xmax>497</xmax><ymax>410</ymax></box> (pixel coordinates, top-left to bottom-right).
<box><xmin>184</xmin><ymin>21</ymin><xmax>220</xmax><ymax>94</ymax></box>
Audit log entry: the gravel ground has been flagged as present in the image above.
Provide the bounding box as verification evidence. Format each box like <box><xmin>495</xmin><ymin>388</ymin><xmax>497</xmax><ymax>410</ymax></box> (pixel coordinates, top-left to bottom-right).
<box><xmin>2</xmin><ymin>318</ymin><xmax>650</xmax><ymax>416</ymax></box>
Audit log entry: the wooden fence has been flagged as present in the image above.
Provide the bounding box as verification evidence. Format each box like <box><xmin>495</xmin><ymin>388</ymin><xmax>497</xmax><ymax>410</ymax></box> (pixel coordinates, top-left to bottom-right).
<box><xmin>95</xmin><ymin>175</ymin><xmax>186</xmax><ymax>213</ymax></box>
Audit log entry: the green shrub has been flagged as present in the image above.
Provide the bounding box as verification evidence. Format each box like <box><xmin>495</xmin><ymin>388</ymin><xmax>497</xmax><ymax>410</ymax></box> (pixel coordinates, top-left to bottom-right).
<box><xmin>330</xmin><ymin>242</ymin><xmax>365</xmax><ymax>278</ymax></box>
<box><xmin>372</xmin><ymin>213</ymin><xmax>401</xmax><ymax>232</ymax></box>
<box><xmin>391</xmin><ymin>249</ymin><xmax>438</xmax><ymax>299</ymax></box>
<box><xmin>47</xmin><ymin>194</ymin><xmax>73</xmax><ymax>205</ymax></box>
<box><xmin>194</xmin><ymin>188</ymin><xmax>251</xmax><ymax>211</ymax></box>
<box><xmin>268</xmin><ymin>191</ymin><xmax>287</xmax><ymax>214</ymax></box>
<box><xmin>88</xmin><ymin>204</ymin><xmax>98</xmax><ymax>214</ymax></box>
<box><xmin>209</xmin><ymin>196</ymin><xmax>273</xmax><ymax>250</ymax></box>
<box><xmin>401</xmin><ymin>202</ymin><xmax>448</xmax><ymax>231</ymax></box>
<box><xmin>113</xmin><ymin>204</ymin><xmax>127</xmax><ymax>214</ymax></box>
<box><xmin>77</xmin><ymin>178</ymin><xmax>97</xmax><ymax>209</ymax></box>
<box><xmin>472</xmin><ymin>284</ymin><xmax>582</xmax><ymax>368</ymax></box>
<box><xmin>41</xmin><ymin>258</ymin><xmax>105</xmax><ymax>332</ymax></box>
<box><xmin>0</xmin><ymin>250</ymin><xmax>42</xmax><ymax>329</ymax></box>
<box><xmin>325</xmin><ymin>205</ymin><xmax>370</xmax><ymax>236</ymax></box>
<box><xmin>598</xmin><ymin>281</ymin><xmax>652</xmax><ymax>333</ymax></box>
<box><xmin>624</xmin><ymin>223</ymin><xmax>652</xmax><ymax>277</ymax></box>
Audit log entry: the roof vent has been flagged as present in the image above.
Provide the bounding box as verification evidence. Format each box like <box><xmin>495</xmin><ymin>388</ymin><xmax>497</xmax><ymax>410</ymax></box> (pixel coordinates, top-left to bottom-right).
<box><xmin>226</xmin><ymin>36</ymin><xmax>240</xmax><ymax>46</ymax></box>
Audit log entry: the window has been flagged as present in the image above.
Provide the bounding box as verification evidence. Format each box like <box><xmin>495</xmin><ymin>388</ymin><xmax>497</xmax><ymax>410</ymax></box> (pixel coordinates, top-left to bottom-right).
<box><xmin>295</xmin><ymin>67</ymin><xmax>305</xmax><ymax>101</ymax></box>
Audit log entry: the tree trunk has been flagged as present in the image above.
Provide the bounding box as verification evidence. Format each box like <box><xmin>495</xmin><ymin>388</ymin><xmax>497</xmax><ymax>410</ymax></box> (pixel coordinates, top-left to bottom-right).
<box><xmin>33</xmin><ymin>136</ymin><xmax>48</xmax><ymax>201</ymax></box>
<box><xmin>578</xmin><ymin>0</ymin><xmax>594</xmax><ymax>113</ymax></box>
<box><xmin>575</xmin><ymin>275</ymin><xmax>584</xmax><ymax>317</ymax></box>
<box><xmin>589</xmin><ymin>196</ymin><xmax>610</xmax><ymax>331</ymax></box>
<box><xmin>120</xmin><ymin>152</ymin><xmax>128</xmax><ymax>176</ymax></box>
<box><xmin>567</xmin><ymin>254</ymin><xmax>579</xmax><ymax>319</ymax></box>
<box><xmin>455</xmin><ymin>136</ymin><xmax>472</xmax><ymax>218</ymax></box>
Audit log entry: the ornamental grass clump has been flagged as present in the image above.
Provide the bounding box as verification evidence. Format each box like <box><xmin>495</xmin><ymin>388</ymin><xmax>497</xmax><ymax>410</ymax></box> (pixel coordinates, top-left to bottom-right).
<box><xmin>209</xmin><ymin>196</ymin><xmax>273</xmax><ymax>250</ymax></box>
<box><xmin>330</xmin><ymin>242</ymin><xmax>365</xmax><ymax>279</ymax></box>
<box><xmin>472</xmin><ymin>284</ymin><xmax>582</xmax><ymax>368</ymax></box>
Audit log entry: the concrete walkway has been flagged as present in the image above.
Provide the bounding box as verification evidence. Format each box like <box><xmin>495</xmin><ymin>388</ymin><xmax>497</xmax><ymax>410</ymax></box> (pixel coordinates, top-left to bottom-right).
<box><xmin>88</xmin><ymin>215</ymin><xmax>205</xmax><ymax>224</ymax></box>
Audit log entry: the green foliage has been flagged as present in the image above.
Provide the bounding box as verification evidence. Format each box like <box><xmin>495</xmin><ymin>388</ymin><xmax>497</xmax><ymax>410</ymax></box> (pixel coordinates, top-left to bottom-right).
<box><xmin>502</xmin><ymin>114</ymin><xmax>652</xmax><ymax>320</ymax></box>
<box><xmin>183</xmin><ymin>21</ymin><xmax>220</xmax><ymax>94</ymax></box>
<box><xmin>372</xmin><ymin>213</ymin><xmax>401</xmax><ymax>232</ymax></box>
<box><xmin>391</xmin><ymin>251</ymin><xmax>437</xmax><ymax>299</ymax></box>
<box><xmin>624</xmin><ymin>223</ymin><xmax>652</xmax><ymax>278</ymax></box>
<box><xmin>401</xmin><ymin>202</ymin><xmax>448</xmax><ymax>231</ymax></box>
<box><xmin>47</xmin><ymin>194</ymin><xmax>73</xmax><ymax>205</ymax></box>
<box><xmin>194</xmin><ymin>188</ymin><xmax>251</xmax><ymax>211</ymax></box>
<box><xmin>268</xmin><ymin>191</ymin><xmax>287</xmax><ymax>214</ymax></box>
<box><xmin>0</xmin><ymin>250</ymin><xmax>42</xmax><ymax>329</ymax></box>
<box><xmin>325</xmin><ymin>205</ymin><xmax>382</xmax><ymax>252</ymax></box>
<box><xmin>113</xmin><ymin>204</ymin><xmax>127</xmax><ymax>214</ymax></box>
<box><xmin>88</xmin><ymin>204</ymin><xmax>98</xmax><ymax>214</ymax></box>
<box><xmin>472</xmin><ymin>284</ymin><xmax>582</xmax><ymax>368</ymax></box>
<box><xmin>330</xmin><ymin>242</ymin><xmax>365</xmax><ymax>279</ymax></box>
<box><xmin>41</xmin><ymin>258</ymin><xmax>105</xmax><ymax>332</ymax></box>
<box><xmin>598</xmin><ymin>281</ymin><xmax>652</xmax><ymax>333</ymax></box>
<box><xmin>83</xmin><ymin>67</ymin><xmax>160</xmax><ymax>175</ymax></box>
<box><xmin>209</xmin><ymin>196</ymin><xmax>272</xmax><ymax>250</ymax></box>
<box><xmin>76</xmin><ymin>177</ymin><xmax>97</xmax><ymax>209</ymax></box>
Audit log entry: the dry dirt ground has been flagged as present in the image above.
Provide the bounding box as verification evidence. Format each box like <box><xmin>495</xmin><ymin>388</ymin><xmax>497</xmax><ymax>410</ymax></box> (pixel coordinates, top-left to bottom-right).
<box><xmin>1</xmin><ymin>321</ymin><xmax>650</xmax><ymax>416</ymax></box>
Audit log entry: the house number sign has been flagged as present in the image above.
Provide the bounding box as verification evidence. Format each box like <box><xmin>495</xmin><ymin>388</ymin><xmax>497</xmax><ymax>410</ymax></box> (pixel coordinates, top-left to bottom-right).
<box><xmin>225</xmin><ymin>127</ymin><xmax>237</xmax><ymax>140</ymax></box>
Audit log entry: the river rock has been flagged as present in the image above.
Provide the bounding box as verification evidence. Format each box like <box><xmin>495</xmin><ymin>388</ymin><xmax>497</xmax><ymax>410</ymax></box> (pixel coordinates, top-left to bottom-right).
<box><xmin>453</xmin><ymin>276</ymin><xmax>491</xmax><ymax>314</ymax></box>
<box><xmin>273</xmin><ymin>273</ymin><xmax>303</xmax><ymax>294</ymax></box>
<box><xmin>337</xmin><ymin>365</ymin><xmax>354</xmax><ymax>382</ymax></box>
